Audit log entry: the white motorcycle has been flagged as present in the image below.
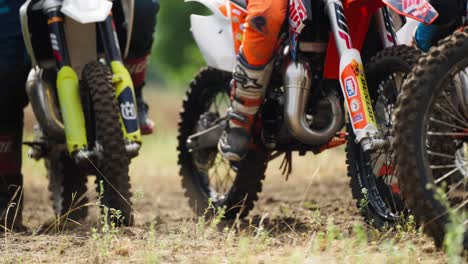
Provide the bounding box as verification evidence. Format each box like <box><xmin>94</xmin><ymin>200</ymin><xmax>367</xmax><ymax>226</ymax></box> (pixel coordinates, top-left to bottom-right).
<box><xmin>21</xmin><ymin>0</ymin><xmax>139</xmax><ymax>225</ymax></box>
<box><xmin>177</xmin><ymin>0</ymin><xmax>437</xmax><ymax>227</ymax></box>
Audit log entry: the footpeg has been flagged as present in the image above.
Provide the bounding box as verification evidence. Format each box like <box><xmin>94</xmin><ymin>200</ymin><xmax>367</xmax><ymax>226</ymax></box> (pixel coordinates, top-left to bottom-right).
<box><xmin>187</xmin><ymin>120</ymin><xmax>226</xmax><ymax>150</ymax></box>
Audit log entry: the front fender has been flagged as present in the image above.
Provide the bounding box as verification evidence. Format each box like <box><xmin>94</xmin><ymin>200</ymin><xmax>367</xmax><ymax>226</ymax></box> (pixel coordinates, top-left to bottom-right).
<box><xmin>61</xmin><ymin>0</ymin><xmax>113</xmax><ymax>24</ymax></box>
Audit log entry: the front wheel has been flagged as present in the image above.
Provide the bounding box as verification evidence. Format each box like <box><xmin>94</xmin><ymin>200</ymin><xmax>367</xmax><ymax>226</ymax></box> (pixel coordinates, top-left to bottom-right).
<box><xmin>178</xmin><ymin>68</ymin><xmax>269</xmax><ymax>219</ymax></box>
<box><xmin>347</xmin><ymin>45</ymin><xmax>421</xmax><ymax>227</ymax></box>
<box><xmin>394</xmin><ymin>29</ymin><xmax>468</xmax><ymax>249</ymax></box>
<box><xmin>83</xmin><ymin>62</ymin><xmax>133</xmax><ymax>226</ymax></box>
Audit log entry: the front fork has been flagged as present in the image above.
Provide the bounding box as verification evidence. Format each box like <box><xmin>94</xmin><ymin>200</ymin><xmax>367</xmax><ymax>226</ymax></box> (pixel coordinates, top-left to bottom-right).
<box><xmin>324</xmin><ymin>0</ymin><xmax>387</xmax><ymax>151</ymax></box>
<box><xmin>46</xmin><ymin>8</ymin><xmax>87</xmax><ymax>153</ymax></box>
<box><xmin>98</xmin><ymin>15</ymin><xmax>142</xmax><ymax>144</ymax></box>
<box><xmin>45</xmin><ymin>8</ymin><xmax>141</xmax><ymax>155</ymax></box>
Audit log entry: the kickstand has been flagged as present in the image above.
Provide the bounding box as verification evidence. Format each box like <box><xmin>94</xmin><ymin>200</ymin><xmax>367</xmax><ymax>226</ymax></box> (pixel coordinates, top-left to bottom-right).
<box><xmin>279</xmin><ymin>151</ymin><xmax>292</xmax><ymax>181</ymax></box>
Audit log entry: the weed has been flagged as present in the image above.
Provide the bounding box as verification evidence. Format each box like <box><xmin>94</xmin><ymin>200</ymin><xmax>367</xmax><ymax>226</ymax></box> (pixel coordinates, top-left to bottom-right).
<box><xmin>359</xmin><ymin>188</ymin><xmax>369</xmax><ymax>214</ymax></box>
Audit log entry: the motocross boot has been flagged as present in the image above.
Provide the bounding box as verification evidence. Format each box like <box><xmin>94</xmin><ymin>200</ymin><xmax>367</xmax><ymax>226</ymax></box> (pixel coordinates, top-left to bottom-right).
<box><xmin>125</xmin><ymin>55</ymin><xmax>155</xmax><ymax>135</ymax></box>
<box><xmin>218</xmin><ymin>58</ymin><xmax>273</xmax><ymax>161</ymax></box>
<box><xmin>135</xmin><ymin>86</ymin><xmax>155</xmax><ymax>135</ymax></box>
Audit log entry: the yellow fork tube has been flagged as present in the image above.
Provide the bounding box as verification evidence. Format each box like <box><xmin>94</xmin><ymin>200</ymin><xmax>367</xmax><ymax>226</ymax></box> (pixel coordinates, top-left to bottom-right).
<box><xmin>56</xmin><ymin>66</ymin><xmax>88</xmax><ymax>153</ymax></box>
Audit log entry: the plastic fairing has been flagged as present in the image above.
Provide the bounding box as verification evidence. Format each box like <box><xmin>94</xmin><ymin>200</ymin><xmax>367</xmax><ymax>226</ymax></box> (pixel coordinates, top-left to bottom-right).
<box><xmin>187</xmin><ymin>0</ymin><xmax>236</xmax><ymax>72</ymax></box>
<box><xmin>61</xmin><ymin>0</ymin><xmax>113</xmax><ymax>24</ymax></box>
<box><xmin>396</xmin><ymin>18</ymin><xmax>419</xmax><ymax>46</ymax></box>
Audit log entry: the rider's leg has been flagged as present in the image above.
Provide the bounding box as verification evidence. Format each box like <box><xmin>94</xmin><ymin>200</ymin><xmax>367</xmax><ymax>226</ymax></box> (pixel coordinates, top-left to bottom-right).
<box><xmin>218</xmin><ymin>0</ymin><xmax>287</xmax><ymax>161</ymax></box>
<box><xmin>125</xmin><ymin>0</ymin><xmax>160</xmax><ymax>135</ymax></box>
<box><xmin>0</xmin><ymin>32</ymin><xmax>29</xmax><ymax>230</ymax></box>
<box><xmin>414</xmin><ymin>0</ymin><xmax>460</xmax><ymax>51</ymax></box>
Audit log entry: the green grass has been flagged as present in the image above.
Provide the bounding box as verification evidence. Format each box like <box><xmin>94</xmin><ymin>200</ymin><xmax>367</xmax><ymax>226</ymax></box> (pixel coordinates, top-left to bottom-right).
<box><xmin>9</xmin><ymin>90</ymin><xmax>453</xmax><ymax>263</ymax></box>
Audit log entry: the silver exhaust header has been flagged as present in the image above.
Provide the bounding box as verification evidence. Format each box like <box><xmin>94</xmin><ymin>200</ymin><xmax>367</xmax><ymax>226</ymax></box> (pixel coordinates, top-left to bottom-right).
<box><xmin>26</xmin><ymin>68</ymin><xmax>65</xmax><ymax>141</ymax></box>
<box><xmin>283</xmin><ymin>60</ymin><xmax>343</xmax><ymax>145</ymax></box>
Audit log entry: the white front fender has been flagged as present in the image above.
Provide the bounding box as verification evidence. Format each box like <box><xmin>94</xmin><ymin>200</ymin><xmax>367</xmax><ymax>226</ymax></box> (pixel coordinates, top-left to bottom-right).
<box><xmin>61</xmin><ymin>0</ymin><xmax>113</xmax><ymax>24</ymax></box>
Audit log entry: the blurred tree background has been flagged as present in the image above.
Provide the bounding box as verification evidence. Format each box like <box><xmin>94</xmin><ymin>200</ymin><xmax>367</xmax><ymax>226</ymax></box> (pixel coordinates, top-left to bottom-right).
<box><xmin>147</xmin><ymin>0</ymin><xmax>209</xmax><ymax>88</ymax></box>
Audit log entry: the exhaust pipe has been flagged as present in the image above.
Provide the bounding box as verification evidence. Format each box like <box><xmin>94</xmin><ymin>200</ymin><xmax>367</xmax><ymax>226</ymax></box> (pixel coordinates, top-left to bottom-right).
<box><xmin>26</xmin><ymin>68</ymin><xmax>65</xmax><ymax>141</ymax></box>
<box><xmin>283</xmin><ymin>60</ymin><xmax>343</xmax><ymax>145</ymax></box>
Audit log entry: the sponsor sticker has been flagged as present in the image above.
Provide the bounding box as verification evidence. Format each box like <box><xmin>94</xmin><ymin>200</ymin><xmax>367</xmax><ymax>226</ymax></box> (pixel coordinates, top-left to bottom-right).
<box><xmin>345</xmin><ymin>76</ymin><xmax>357</xmax><ymax>98</ymax></box>
<box><xmin>352</xmin><ymin>113</ymin><xmax>364</xmax><ymax>123</ymax></box>
<box><xmin>350</xmin><ymin>99</ymin><xmax>360</xmax><ymax>113</ymax></box>
<box><xmin>403</xmin><ymin>0</ymin><xmax>424</xmax><ymax>13</ymax></box>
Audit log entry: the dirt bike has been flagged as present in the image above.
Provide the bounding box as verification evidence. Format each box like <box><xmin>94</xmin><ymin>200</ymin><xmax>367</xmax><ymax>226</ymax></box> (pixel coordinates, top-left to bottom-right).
<box><xmin>394</xmin><ymin>1</ymin><xmax>468</xmax><ymax>249</ymax></box>
<box><xmin>178</xmin><ymin>0</ymin><xmax>437</xmax><ymax>226</ymax></box>
<box><xmin>21</xmin><ymin>0</ymin><xmax>141</xmax><ymax>225</ymax></box>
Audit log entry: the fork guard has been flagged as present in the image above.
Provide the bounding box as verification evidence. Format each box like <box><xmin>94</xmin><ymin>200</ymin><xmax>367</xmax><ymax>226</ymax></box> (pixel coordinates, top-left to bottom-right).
<box><xmin>111</xmin><ymin>61</ymin><xmax>142</xmax><ymax>143</ymax></box>
<box><xmin>56</xmin><ymin>66</ymin><xmax>88</xmax><ymax>153</ymax></box>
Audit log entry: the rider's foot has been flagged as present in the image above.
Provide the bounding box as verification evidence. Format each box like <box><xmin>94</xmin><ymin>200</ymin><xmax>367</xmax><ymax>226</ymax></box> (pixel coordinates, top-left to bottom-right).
<box><xmin>218</xmin><ymin>125</ymin><xmax>251</xmax><ymax>162</ymax></box>
<box><xmin>217</xmin><ymin>57</ymin><xmax>274</xmax><ymax>162</ymax></box>
<box><xmin>136</xmin><ymin>93</ymin><xmax>155</xmax><ymax>135</ymax></box>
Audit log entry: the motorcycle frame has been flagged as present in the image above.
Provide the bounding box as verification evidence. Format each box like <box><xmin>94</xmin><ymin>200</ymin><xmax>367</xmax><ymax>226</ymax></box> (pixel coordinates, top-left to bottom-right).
<box><xmin>20</xmin><ymin>0</ymin><xmax>141</xmax><ymax>157</ymax></box>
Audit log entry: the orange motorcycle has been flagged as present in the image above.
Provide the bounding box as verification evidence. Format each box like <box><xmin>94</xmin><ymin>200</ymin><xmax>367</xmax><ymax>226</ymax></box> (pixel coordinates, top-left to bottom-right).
<box><xmin>178</xmin><ymin>0</ymin><xmax>436</xmax><ymax>226</ymax></box>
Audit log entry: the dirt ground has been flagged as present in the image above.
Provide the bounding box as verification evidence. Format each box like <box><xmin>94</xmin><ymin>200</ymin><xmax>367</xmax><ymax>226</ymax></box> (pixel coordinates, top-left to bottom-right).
<box><xmin>0</xmin><ymin>90</ymin><xmax>449</xmax><ymax>263</ymax></box>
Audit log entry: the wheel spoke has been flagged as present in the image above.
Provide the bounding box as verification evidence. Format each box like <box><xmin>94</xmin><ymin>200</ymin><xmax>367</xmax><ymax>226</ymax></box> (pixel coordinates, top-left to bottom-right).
<box><xmin>428</xmin><ymin>150</ymin><xmax>455</xmax><ymax>160</ymax></box>
<box><xmin>428</xmin><ymin>131</ymin><xmax>468</xmax><ymax>137</ymax></box>
<box><xmin>435</xmin><ymin>103</ymin><xmax>468</xmax><ymax>128</ymax></box>
<box><xmin>430</xmin><ymin>164</ymin><xmax>459</xmax><ymax>169</ymax></box>
<box><xmin>446</xmin><ymin>176</ymin><xmax>467</xmax><ymax>194</ymax></box>
<box><xmin>448</xmin><ymin>195</ymin><xmax>467</xmax><ymax>214</ymax></box>
<box><xmin>435</xmin><ymin>167</ymin><xmax>460</xmax><ymax>184</ymax></box>
<box><xmin>430</xmin><ymin>117</ymin><xmax>468</xmax><ymax>131</ymax></box>
<box><xmin>441</xmin><ymin>90</ymin><xmax>467</xmax><ymax>123</ymax></box>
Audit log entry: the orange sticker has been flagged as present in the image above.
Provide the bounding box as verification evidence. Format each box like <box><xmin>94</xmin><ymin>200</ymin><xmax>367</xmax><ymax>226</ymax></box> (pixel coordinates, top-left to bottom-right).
<box><xmin>341</xmin><ymin>60</ymin><xmax>376</xmax><ymax>129</ymax></box>
<box><xmin>342</xmin><ymin>62</ymin><xmax>365</xmax><ymax>129</ymax></box>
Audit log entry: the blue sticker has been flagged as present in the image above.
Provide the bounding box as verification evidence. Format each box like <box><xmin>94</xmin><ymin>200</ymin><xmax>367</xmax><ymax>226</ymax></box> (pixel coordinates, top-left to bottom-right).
<box><xmin>345</xmin><ymin>77</ymin><xmax>357</xmax><ymax>98</ymax></box>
